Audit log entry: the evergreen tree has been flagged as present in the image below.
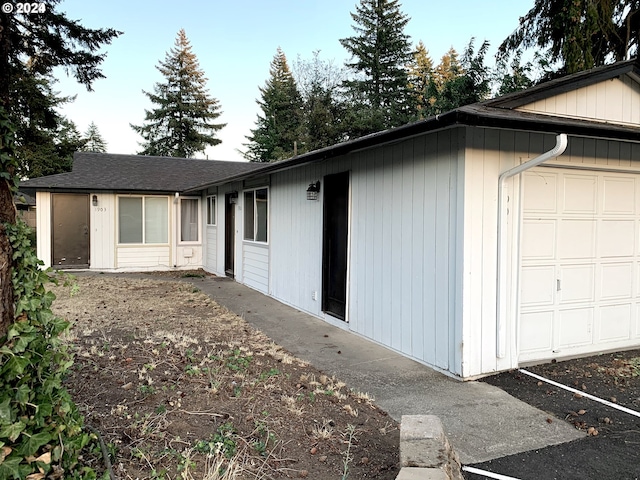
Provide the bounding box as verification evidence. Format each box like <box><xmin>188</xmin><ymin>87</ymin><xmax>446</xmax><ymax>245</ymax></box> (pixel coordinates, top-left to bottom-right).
<box><xmin>495</xmin><ymin>52</ymin><xmax>536</xmax><ymax>96</ymax></box>
<box><xmin>294</xmin><ymin>52</ymin><xmax>347</xmax><ymax>151</ymax></box>
<box><xmin>339</xmin><ymin>0</ymin><xmax>417</xmax><ymax>136</ymax></box>
<box><xmin>425</xmin><ymin>40</ymin><xmax>491</xmax><ymax>116</ymax></box>
<box><xmin>83</xmin><ymin>121</ymin><xmax>108</xmax><ymax>152</ymax></box>
<box><xmin>131</xmin><ymin>29</ymin><xmax>226</xmax><ymax>158</ymax></box>
<box><xmin>408</xmin><ymin>40</ymin><xmax>434</xmax><ymax>119</ymax></box>
<box><xmin>499</xmin><ymin>0</ymin><xmax>639</xmax><ymax>75</ymax></box>
<box><xmin>244</xmin><ymin>48</ymin><xmax>305</xmax><ymax>162</ymax></box>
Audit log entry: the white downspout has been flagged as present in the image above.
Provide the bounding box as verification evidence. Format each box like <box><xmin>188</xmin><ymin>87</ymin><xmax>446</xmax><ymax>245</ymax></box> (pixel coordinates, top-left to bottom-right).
<box><xmin>173</xmin><ymin>192</ymin><xmax>179</xmax><ymax>268</ymax></box>
<box><xmin>496</xmin><ymin>133</ymin><xmax>568</xmax><ymax>359</ymax></box>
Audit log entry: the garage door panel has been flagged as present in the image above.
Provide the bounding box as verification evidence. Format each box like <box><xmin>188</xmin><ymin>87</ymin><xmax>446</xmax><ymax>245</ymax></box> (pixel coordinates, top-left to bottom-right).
<box><xmin>521</xmin><ymin>266</ymin><xmax>555</xmax><ymax>306</ymax></box>
<box><xmin>520</xmin><ymin>167</ymin><xmax>640</xmax><ymax>364</ymax></box>
<box><xmin>523</xmin><ymin>172</ymin><xmax>557</xmax><ymax>213</ymax></box>
<box><xmin>558</xmin><ymin>220</ymin><xmax>595</xmax><ymax>259</ymax></box>
<box><xmin>558</xmin><ymin>308</ymin><xmax>593</xmax><ymax>347</ymax></box>
<box><xmin>563</xmin><ymin>175</ymin><xmax>597</xmax><ymax>214</ymax></box>
<box><xmin>559</xmin><ymin>264</ymin><xmax>595</xmax><ymax>303</ymax></box>
<box><xmin>521</xmin><ymin>220</ymin><xmax>556</xmax><ymax>260</ymax></box>
<box><xmin>597</xmin><ymin>304</ymin><xmax>631</xmax><ymax>342</ymax></box>
<box><xmin>601</xmin><ymin>263</ymin><xmax>633</xmax><ymax>300</ymax></box>
<box><xmin>602</xmin><ymin>176</ymin><xmax>635</xmax><ymax>214</ymax></box>
<box><xmin>519</xmin><ymin>311</ymin><xmax>553</xmax><ymax>354</ymax></box>
<box><xmin>599</xmin><ymin>220</ymin><xmax>635</xmax><ymax>257</ymax></box>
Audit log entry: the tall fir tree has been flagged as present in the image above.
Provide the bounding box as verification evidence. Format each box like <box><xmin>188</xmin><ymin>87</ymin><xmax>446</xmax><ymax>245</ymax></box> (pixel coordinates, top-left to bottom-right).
<box><xmin>407</xmin><ymin>40</ymin><xmax>434</xmax><ymax>119</ymax></box>
<box><xmin>131</xmin><ymin>29</ymin><xmax>225</xmax><ymax>158</ymax></box>
<box><xmin>499</xmin><ymin>0</ymin><xmax>639</xmax><ymax>75</ymax></box>
<box><xmin>244</xmin><ymin>48</ymin><xmax>305</xmax><ymax>162</ymax></box>
<box><xmin>83</xmin><ymin>121</ymin><xmax>108</xmax><ymax>152</ymax></box>
<box><xmin>340</xmin><ymin>0</ymin><xmax>417</xmax><ymax>136</ymax></box>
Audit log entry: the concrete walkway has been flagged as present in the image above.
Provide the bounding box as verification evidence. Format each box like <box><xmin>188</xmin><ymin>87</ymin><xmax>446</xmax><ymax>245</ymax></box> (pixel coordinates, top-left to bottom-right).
<box><xmin>92</xmin><ymin>272</ymin><xmax>584</xmax><ymax>465</ymax></box>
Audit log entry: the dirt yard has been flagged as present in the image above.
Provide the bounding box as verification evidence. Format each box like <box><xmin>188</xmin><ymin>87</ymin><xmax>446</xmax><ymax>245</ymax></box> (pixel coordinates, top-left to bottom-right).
<box><xmin>53</xmin><ymin>274</ymin><xmax>399</xmax><ymax>479</ymax></box>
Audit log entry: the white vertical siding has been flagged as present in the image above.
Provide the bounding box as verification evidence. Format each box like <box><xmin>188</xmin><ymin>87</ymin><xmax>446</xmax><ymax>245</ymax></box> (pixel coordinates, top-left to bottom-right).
<box><xmin>116</xmin><ymin>246</ymin><xmax>171</xmax><ymax>269</ymax></box>
<box><xmin>518</xmin><ymin>76</ymin><xmax>640</xmax><ymax>125</ymax></box>
<box><xmin>35</xmin><ymin>192</ymin><xmax>51</xmax><ymax>268</ymax></box>
<box><xmin>89</xmin><ymin>193</ymin><xmax>115</xmax><ymax>269</ymax></box>
<box><xmin>268</xmin><ymin>130</ymin><xmax>463</xmax><ymax>376</ymax></box>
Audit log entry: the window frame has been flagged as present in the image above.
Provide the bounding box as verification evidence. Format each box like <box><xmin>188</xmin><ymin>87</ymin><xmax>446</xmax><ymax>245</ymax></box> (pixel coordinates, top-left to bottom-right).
<box><xmin>243</xmin><ymin>187</ymin><xmax>269</xmax><ymax>244</ymax></box>
<box><xmin>206</xmin><ymin>195</ymin><xmax>216</xmax><ymax>226</ymax></box>
<box><xmin>178</xmin><ymin>197</ymin><xmax>202</xmax><ymax>244</ymax></box>
<box><xmin>117</xmin><ymin>195</ymin><xmax>170</xmax><ymax>245</ymax></box>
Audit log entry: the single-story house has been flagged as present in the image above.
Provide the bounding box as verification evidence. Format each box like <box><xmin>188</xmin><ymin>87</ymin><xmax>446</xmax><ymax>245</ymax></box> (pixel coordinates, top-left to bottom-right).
<box><xmin>23</xmin><ymin>58</ymin><xmax>640</xmax><ymax>380</ymax></box>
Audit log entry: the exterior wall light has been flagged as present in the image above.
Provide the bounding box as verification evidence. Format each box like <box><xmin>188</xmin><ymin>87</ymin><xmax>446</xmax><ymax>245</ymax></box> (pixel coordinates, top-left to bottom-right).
<box><xmin>306</xmin><ymin>181</ymin><xmax>320</xmax><ymax>201</ymax></box>
<box><xmin>229</xmin><ymin>191</ymin><xmax>238</xmax><ymax>204</ymax></box>
<box><xmin>92</xmin><ymin>195</ymin><xmax>98</xmax><ymax>206</ymax></box>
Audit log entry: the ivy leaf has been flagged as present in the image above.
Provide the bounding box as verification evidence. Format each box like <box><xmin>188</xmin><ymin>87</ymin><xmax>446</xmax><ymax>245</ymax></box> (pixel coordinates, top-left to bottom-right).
<box><xmin>0</xmin><ymin>399</ymin><xmax>13</xmax><ymax>424</ymax></box>
<box><xmin>1</xmin><ymin>357</ymin><xmax>30</xmax><ymax>379</ymax></box>
<box><xmin>0</xmin><ymin>455</ymin><xmax>30</xmax><ymax>478</ymax></box>
<box><xmin>0</xmin><ymin>421</ymin><xmax>26</xmax><ymax>442</ymax></box>
<box><xmin>17</xmin><ymin>431</ymin><xmax>51</xmax><ymax>457</ymax></box>
<box><xmin>15</xmin><ymin>385</ymin><xmax>30</xmax><ymax>405</ymax></box>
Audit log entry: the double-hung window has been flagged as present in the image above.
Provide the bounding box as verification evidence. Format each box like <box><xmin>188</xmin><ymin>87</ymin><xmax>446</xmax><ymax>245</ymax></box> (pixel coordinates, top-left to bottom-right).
<box><xmin>118</xmin><ymin>196</ymin><xmax>168</xmax><ymax>244</ymax></box>
<box><xmin>180</xmin><ymin>198</ymin><xmax>200</xmax><ymax>242</ymax></box>
<box><xmin>206</xmin><ymin>196</ymin><xmax>216</xmax><ymax>226</ymax></box>
<box><xmin>243</xmin><ymin>188</ymin><xmax>268</xmax><ymax>243</ymax></box>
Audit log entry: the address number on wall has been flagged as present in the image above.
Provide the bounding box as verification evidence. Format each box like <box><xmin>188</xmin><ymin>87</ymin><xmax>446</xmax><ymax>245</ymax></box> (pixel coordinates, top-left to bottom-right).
<box><xmin>94</xmin><ymin>207</ymin><xmax>107</xmax><ymax>212</ymax></box>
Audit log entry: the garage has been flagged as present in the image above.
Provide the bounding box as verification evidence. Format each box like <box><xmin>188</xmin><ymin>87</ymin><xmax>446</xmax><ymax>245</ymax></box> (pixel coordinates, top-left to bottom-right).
<box><xmin>519</xmin><ymin>166</ymin><xmax>640</xmax><ymax>362</ymax></box>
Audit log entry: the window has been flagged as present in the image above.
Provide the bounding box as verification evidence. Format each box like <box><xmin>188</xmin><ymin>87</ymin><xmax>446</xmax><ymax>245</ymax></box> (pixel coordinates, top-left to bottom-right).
<box><xmin>206</xmin><ymin>196</ymin><xmax>216</xmax><ymax>225</ymax></box>
<box><xmin>244</xmin><ymin>188</ymin><xmax>268</xmax><ymax>243</ymax></box>
<box><xmin>118</xmin><ymin>196</ymin><xmax>168</xmax><ymax>244</ymax></box>
<box><xmin>180</xmin><ymin>198</ymin><xmax>199</xmax><ymax>242</ymax></box>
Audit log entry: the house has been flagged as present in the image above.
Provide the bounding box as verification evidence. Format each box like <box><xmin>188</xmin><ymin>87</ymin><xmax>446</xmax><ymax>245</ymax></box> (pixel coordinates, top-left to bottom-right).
<box><xmin>23</xmin><ymin>58</ymin><xmax>640</xmax><ymax>379</ymax></box>
<box><xmin>21</xmin><ymin>154</ymin><xmax>267</xmax><ymax>270</ymax></box>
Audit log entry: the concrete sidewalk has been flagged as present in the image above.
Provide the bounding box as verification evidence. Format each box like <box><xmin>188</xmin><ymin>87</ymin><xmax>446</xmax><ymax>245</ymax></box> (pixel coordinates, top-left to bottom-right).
<box><xmin>175</xmin><ymin>274</ymin><xmax>583</xmax><ymax>465</ymax></box>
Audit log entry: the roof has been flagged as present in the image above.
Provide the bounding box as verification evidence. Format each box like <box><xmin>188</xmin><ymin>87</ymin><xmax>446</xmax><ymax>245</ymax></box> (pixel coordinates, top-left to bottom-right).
<box><xmin>184</xmin><ymin>59</ymin><xmax>640</xmax><ymax>192</ymax></box>
<box><xmin>21</xmin><ymin>152</ymin><xmax>269</xmax><ymax>193</ymax></box>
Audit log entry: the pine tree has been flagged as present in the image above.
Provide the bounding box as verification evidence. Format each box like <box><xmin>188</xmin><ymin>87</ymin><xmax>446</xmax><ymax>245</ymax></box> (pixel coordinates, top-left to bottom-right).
<box><xmin>244</xmin><ymin>48</ymin><xmax>305</xmax><ymax>162</ymax></box>
<box><xmin>408</xmin><ymin>41</ymin><xmax>434</xmax><ymax>119</ymax></box>
<box><xmin>499</xmin><ymin>0</ymin><xmax>639</xmax><ymax>75</ymax></box>
<box><xmin>131</xmin><ymin>29</ymin><xmax>225</xmax><ymax>158</ymax></box>
<box><xmin>339</xmin><ymin>0</ymin><xmax>417</xmax><ymax>136</ymax></box>
<box><xmin>83</xmin><ymin>121</ymin><xmax>108</xmax><ymax>152</ymax></box>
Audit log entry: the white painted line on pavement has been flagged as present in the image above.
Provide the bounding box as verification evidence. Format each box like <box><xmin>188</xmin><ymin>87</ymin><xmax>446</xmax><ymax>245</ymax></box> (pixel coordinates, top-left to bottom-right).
<box><xmin>519</xmin><ymin>368</ymin><xmax>640</xmax><ymax>419</ymax></box>
<box><xmin>462</xmin><ymin>465</ymin><xmax>523</xmax><ymax>479</ymax></box>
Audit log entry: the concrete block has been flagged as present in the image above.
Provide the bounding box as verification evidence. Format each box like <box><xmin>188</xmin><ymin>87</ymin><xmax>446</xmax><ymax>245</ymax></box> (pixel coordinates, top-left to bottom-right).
<box><xmin>396</xmin><ymin>467</ymin><xmax>448</xmax><ymax>480</ymax></box>
<box><xmin>400</xmin><ymin>415</ymin><xmax>448</xmax><ymax>468</ymax></box>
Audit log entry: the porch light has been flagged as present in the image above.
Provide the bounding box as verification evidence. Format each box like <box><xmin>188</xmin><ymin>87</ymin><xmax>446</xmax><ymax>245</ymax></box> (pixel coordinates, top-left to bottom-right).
<box><xmin>92</xmin><ymin>195</ymin><xmax>98</xmax><ymax>206</ymax></box>
<box><xmin>229</xmin><ymin>191</ymin><xmax>238</xmax><ymax>204</ymax></box>
<box><xmin>306</xmin><ymin>181</ymin><xmax>320</xmax><ymax>201</ymax></box>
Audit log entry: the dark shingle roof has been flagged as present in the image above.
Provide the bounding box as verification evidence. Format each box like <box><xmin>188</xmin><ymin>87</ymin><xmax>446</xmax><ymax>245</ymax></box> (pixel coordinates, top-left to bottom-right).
<box><xmin>21</xmin><ymin>152</ymin><xmax>269</xmax><ymax>193</ymax></box>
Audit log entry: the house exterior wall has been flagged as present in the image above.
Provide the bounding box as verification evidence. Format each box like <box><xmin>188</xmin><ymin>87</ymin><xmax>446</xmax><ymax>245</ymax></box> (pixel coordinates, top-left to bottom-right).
<box><xmin>35</xmin><ymin>191</ymin><xmax>52</xmax><ymax>268</ymax></box>
<box><xmin>90</xmin><ymin>193</ymin><xmax>115</xmax><ymax>269</ymax></box>
<box><xmin>462</xmin><ymin>127</ymin><xmax>640</xmax><ymax>378</ymax></box>
<box><xmin>517</xmin><ymin>76</ymin><xmax>640</xmax><ymax>125</ymax></box>
<box><xmin>268</xmin><ymin>128</ymin><xmax>464</xmax><ymax>376</ymax></box>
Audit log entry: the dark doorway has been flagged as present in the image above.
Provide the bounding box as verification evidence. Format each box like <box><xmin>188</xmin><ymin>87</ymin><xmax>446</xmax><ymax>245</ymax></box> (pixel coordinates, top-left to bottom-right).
<box><xmin>225</xmin><ymin>193</ymin><xmax>236</xmax><ymax>277</ymax></box>
<box><xmin>51</xmin><ymin>193</ymin><xmax>90</xmax><ymax>268</ymax></box>
<box><xmin>322</xmin><ymin>172</ymin><xmax>349</xmax><ymax>320</ymax></box>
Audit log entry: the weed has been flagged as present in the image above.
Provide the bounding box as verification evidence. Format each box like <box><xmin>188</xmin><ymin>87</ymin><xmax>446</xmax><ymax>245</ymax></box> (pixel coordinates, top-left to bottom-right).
<box><xmin>341</xmin><ymin>424</ymin><xmax>357</xmax><ymax>480</ymax></box>
<box><xmin>182</xmin><ymin>272</ymin><xmax>205</xmax><ymax>278</ymax></box>
<box><xmin>195</xmin><ymin>423</ymin><xmax>238</xmax><ymax>458</ymax></box>
<box><xmin>259</xmin><ymin>368</ymin><xmax>280</xmax><ymax>380</ymax></box>
<box><xmin>138</xmin><ymin>384</ymin><xmax>157</xmax><ymax>395</ymax></box>
<box><xmin>226</xmin><ymin>348</ymin><xmax>252</xmax><ymax>372</ymax></box>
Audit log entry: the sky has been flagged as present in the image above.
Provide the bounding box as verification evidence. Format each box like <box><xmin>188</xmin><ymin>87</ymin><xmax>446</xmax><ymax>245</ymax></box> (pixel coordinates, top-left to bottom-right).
<box><xmin>55</xmin><ymin>0</ymin><xmax>535</xmax><ymax>162</ymax></box>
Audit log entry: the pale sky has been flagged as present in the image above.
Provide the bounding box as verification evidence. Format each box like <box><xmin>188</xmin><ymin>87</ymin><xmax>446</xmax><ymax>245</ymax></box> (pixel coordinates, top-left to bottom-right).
<box><xmin>56</xmin><ymin>0</ymin><xmax>534</xmax><ymax>162</ymax></box>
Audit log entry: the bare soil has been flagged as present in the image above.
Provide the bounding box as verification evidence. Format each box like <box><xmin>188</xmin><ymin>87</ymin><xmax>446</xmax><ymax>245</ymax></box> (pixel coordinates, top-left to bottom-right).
<box><xmin>54</xmin><ymin>273</ymin><xmax>399</xmax><ymax>479</ymax></box>
<box><xmin>468</xmin><ymin>351</ymin><xmax>640</xmax><ymax>480</ymax></box>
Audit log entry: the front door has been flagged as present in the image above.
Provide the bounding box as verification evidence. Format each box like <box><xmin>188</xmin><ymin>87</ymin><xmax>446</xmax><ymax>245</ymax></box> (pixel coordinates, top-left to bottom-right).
<box><xmin>225</xmin><ymin>193</ymin><xmax>236</xmax><ymax>277</ymax></box>
<box><xmin>51</xmin><ymin>193</ymin><xmax>89</xmax><ymax>268</ymax></box>
<box><xmin>322</xmin><ymin>172</ymin><xmax>349</xmax><ymax>320</ymax></box>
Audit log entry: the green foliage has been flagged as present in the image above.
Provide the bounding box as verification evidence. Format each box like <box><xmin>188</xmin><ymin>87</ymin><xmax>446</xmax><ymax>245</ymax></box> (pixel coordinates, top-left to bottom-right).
<box><xmin>340</xmin><ymin>0</ymin><xmax>417</xmax><ymax>136</ymax></box>
<box><xmin>131</xmin><ymin>29</ymin><xmax>226</xmax><ymax>158</ymax></box>
<box><xmin>244</xmin><ymin>48</ymin><xmax>305</xmax><ymax>162</ymax></box>
<box><xmin>82</xmin><ymin>122</ymin><xmax>108</xmax><ymax>153</ymax></box>
<box><xmin>225</xmin><ymin>349</ymin><xmax>251</xmax><ymax>372</ymax></box>
<box><xmin>194</xmin><ymin>423</ymin><xmax>237</xmax><ymax>458</ymax></box>
<box><xmin>499</xmin><ymin>0</ymin><xmax>639</xmax><ymax>75</ymax></box>
<box><xmin>0</xmin><ymin>220</ymin><xmax>96</xmax><ymax>478</ymax></box>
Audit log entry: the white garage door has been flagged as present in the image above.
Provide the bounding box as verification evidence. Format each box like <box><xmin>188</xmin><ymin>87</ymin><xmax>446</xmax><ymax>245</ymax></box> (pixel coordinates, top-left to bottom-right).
<box><xmin>519</xmin><ymin>167</ymin><xmax>640</xmax><ymax>363</ymax></box>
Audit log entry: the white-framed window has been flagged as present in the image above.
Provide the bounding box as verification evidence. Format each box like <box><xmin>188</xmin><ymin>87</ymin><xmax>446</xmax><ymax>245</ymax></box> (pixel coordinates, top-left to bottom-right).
<box><xmin>243</xmin><ymin>187</ymin><xmax>268</xmax><ymax>243</ymax></box>
<box><xmin>180</xmin><ymin>197</ymin><xmax>200</xmax><ymax>243</ymax></box>
<box><xmin>118</xmin><ymin>196</ymin><xmax>169</xmax><ymax>244</ymax></box>
<box><xmin>206</xmin><ymin>195</ymin><xmax>216</xmax><ymax>226</ymax></box>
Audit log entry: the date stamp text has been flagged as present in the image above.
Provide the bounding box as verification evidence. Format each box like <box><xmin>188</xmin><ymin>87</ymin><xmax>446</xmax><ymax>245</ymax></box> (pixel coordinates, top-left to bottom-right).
<box><xmin>2</xmin><ymin>2</ymin><xmax>47</xmax><ymax>14</ymax></box>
